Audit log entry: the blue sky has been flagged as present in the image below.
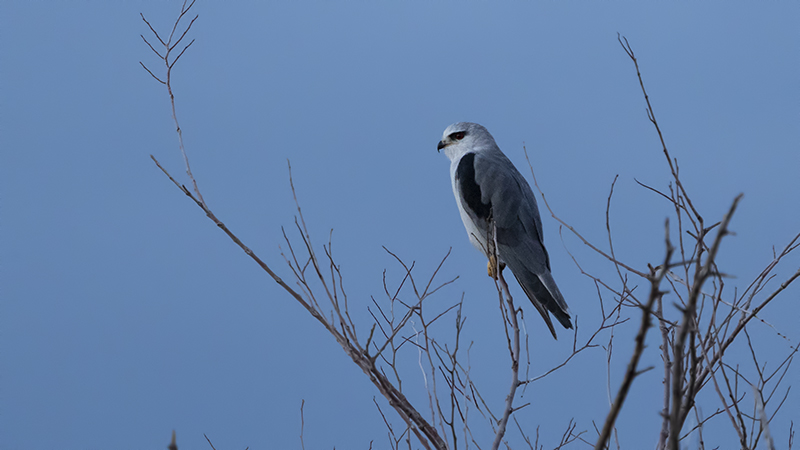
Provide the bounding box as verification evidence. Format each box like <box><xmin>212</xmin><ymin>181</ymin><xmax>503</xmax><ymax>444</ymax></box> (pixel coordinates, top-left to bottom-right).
<box><xmin>2</xmin><ymin>1</ymin><xmax>799</xmax><ymax>449</ymax></box>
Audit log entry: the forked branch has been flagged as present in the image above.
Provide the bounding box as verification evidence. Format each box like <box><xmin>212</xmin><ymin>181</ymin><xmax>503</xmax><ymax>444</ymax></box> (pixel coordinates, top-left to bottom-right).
<box><xmin>142</xmin><ymin>6</ymin><xmax>450</xmax><ymax>449</ymax></box>
<box><xmin>595</xmin><ymin>220</ymin><xmax>674</xmax><ymax>450</ymax></box>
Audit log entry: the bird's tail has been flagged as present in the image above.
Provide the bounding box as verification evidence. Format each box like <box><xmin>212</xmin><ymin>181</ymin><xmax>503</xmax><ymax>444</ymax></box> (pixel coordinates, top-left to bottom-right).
<box><xmin>511</xmin><ymin>269</ymin><xmax>572</xmax><ymax>340</ymax></box>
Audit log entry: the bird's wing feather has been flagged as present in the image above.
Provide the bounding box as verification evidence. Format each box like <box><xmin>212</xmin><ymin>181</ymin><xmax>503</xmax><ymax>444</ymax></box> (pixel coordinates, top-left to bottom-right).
<box><xmin>471</xmin><ymin>149</ymin><xmax>572</xmax><ymax>335</ymax></box>
<box><xmin>455</xmin><ymin>152</ymin><xmax>492</xmax><ymax>221</ymax></box>
<box><xmin>472</xmin><ymin>150</ymin><xmax>549</xmax><ymax>271</ymax></box>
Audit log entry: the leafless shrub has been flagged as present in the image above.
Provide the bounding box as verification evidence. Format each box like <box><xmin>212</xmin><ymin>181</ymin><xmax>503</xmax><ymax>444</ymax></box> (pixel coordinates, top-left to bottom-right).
<box><xmin>524</xmin><ymin>35</ymin><xmax>800</xmax><ymax>450</ymax></box>
<box><xmin>141</xmin><ymin>5</ymin><xmax>798</xmax><ymax>449</ymax></box>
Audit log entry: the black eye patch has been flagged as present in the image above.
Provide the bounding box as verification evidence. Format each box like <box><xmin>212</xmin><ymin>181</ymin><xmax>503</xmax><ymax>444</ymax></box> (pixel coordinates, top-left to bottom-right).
<box><xmin>450</xmin><ymin>131</ymin><xmax>467</xmax><ymax>141</ymax></box>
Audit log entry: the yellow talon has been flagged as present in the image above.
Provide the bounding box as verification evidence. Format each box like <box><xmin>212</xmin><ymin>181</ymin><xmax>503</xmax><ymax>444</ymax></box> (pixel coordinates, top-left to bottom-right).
<box><xmin>487</xmin><ymin>255</ymin><xmax>505</xmax><ymax>279</ymax></box>
<box><xmin>487</xmin><ymin>258</ymin><xmax>496</xmax><ymax>279</ymax></box>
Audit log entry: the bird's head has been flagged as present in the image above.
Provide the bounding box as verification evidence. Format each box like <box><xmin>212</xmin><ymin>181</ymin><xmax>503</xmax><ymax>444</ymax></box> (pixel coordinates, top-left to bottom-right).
<box><xmin>437</xmin><ymin>122</ymin><xmax>497</xmax><ymax>161</ymax></box>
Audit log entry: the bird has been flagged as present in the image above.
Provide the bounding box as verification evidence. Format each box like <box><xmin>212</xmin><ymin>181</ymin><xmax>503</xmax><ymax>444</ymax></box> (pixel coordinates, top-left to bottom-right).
<box><xmin>437</xmin><ymin>122</ymin><xmax>572</xmax><ymax>339</ymax></box>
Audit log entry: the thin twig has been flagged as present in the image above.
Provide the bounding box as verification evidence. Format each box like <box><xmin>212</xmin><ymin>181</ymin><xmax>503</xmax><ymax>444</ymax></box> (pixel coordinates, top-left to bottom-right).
<box><xmin>491</xmin><ymin>223</ymin><xmax>521</xmax><ymax>450</ymax></box>
<box><xmin>300</xmin><ymin>399</ymin><xmax>306</xmax><ymax>450</ymax></box>
<box><xmin>595</xmin><ymin>219</ymin><xmax>674</xmax><ymax>450</ymax></box>
<box><xmin>144</xmin><ymin>7</ymin><xmax>448</xmax><ymax>448</ymax></box>
<box><xmin>490</xmin><ymin>268</ymin><xmax>521</xmax><ymax>450</ymax></box>
<box><xmin>525</xmin><ymin>147</ymin><xmax>648</xmax><ymax>279</ymax></box>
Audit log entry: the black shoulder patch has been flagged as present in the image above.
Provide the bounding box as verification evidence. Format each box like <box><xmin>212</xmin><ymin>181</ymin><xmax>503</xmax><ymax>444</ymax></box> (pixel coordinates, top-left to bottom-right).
<box><xmin>456</xmin><ymin>153</ymin><xmax>491</xmax><ymax>219</ymax></box>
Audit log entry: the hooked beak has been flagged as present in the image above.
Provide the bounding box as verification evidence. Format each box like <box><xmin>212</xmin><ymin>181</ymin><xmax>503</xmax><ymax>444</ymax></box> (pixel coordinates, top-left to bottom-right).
<box><xmin>437</xmin><ymin>140</ymin><xmax>446</xmax><ymax>152</ymax></box>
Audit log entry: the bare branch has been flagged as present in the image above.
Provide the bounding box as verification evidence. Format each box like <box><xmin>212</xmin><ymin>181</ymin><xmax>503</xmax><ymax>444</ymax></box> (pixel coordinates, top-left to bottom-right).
<box><xmin>617</xmin><ymin>33</ymin><xmax>703</xmax><ymax>228</ymax></box>
<box><xmin>657</xmin><ymin>295</ymin><xmax>672</xmax><ymax>450</ymax></box>
<box><xmin>144</xmin><ymin>7</ymin><xmax>452</xmax><ymax>448</ymax></box>
<box><xmin>669</xmin><ymin>195</ymin><xmax>743</xmax><ymax>449</ymax></box>
<box><xmin>525</xmin><ymin>146</ymin><xmax>648</xmax><ymax>279</ymax></box>
<box><xmin>139</xmin><ymin>61</ymin><xmax>165</xmax><ymax>84</ymax></box>
<box><xmin>754</xmin><ymin>385</ymin><xmax>777</xmax><ymax>450</ymax></box>
<box><xmin>596</xmin><ymin>219</ymin><xmax>674</xmax><ymax>450</ymax></box>
<box><xmin>300</xmin><ymin>399</ymin><xmax>306</xmax><ymax>450</ymax></box>
<box><xmin>139</xmin><ymin>34</ymin><xmax>164</xmax><ymax>59</ymax></box>
<box><xmin>491</xmin><ymin>222</ymin><xmax>522</xmax><ymax>450</ymax></box>
<box><xmin>490</xmin><ymin>268</ymin><xmax>521</xmax><ymax>450</ymax></box>
<box><xmin>203</xmin><ymin>434</ymin><xmax>217</xmax><ymax>450</ymax></box>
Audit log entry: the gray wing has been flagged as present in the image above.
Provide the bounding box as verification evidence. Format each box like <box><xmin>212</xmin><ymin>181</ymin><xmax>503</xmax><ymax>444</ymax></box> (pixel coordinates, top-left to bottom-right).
<box><xmin>470</xmin><ymin>149</ymin><xmax>572</xmax><ymax>339</ymax></box>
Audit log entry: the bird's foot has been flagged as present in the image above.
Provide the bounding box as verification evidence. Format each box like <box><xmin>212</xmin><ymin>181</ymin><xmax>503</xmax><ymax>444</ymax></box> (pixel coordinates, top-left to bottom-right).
<box><xmin>487</xmin><ymin>256</ymin><xmax>506</xmax><ymax>280</ymax></box>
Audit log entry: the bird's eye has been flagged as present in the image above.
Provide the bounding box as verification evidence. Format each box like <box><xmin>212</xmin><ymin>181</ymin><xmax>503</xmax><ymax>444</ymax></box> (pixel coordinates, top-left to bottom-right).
<box><xmin>450</xmin><ymin>131</ymin><xmax>466</xmax><ymax>141</ymax></box>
